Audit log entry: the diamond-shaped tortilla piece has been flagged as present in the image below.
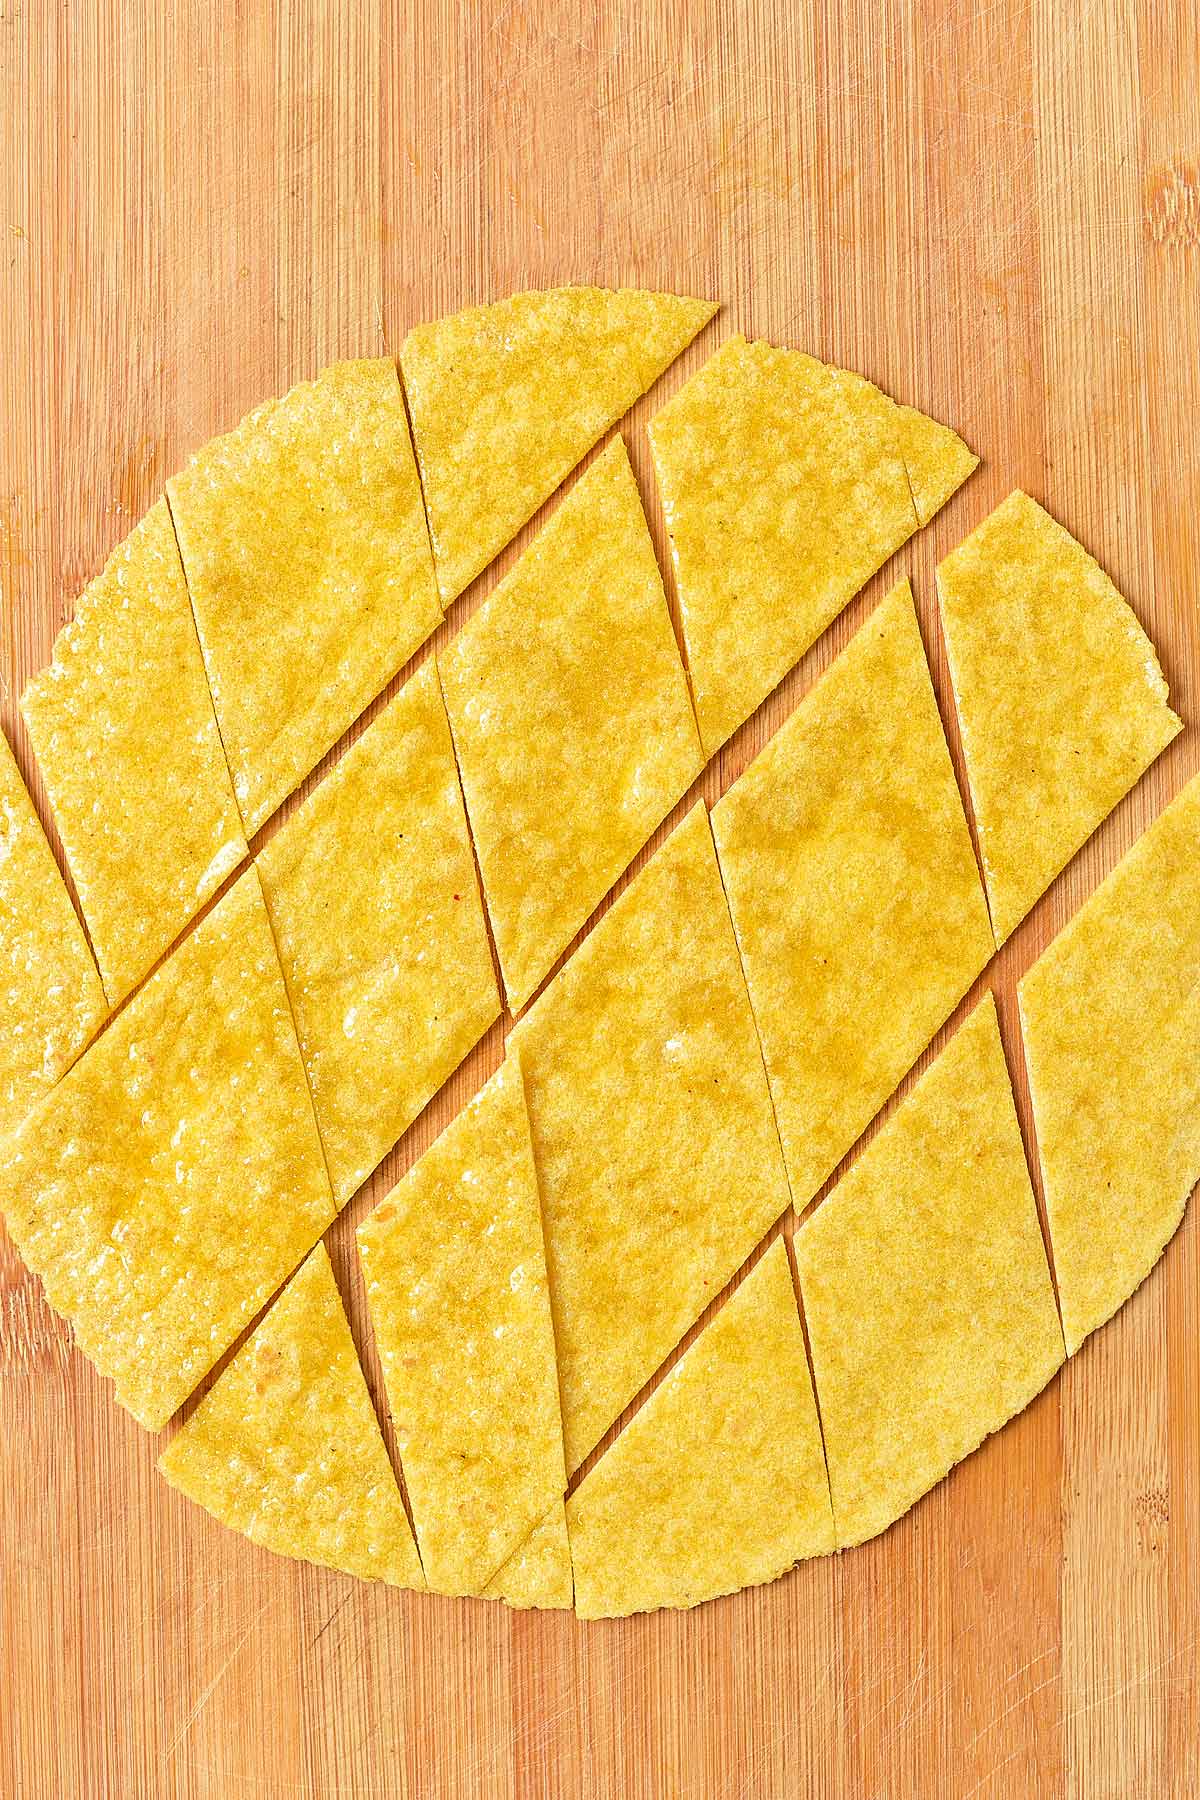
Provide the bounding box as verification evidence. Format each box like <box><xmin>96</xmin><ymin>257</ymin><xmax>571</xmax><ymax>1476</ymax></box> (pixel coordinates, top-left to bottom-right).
<box><xmin>1019</xmin><ymin>776</ymin><xmax>1200</xmax><ymax>1355</ymax></box>
<box><xmin>440</xmin><ymin>440</ymin><xmax>703</xmax><ymax>1010</ymax></box>
<box><xmin>168</xmin><ymin>359</ymin><xmax>441</xmax><ymax>836</ymax></box>
<box><xmin>21</xmin><ymin>499</ymin><xmax>247</xmax><ymax>1005</ymax></box>
<box><xmin>159</xmin><ymin>1243</ymin><xmax>423</xmax><ymax>1588</ymax></box>
<box><xmin>482</xmin><ymin>1501</ymin><xmax>573</xmax><ymax>1611</ymax></box>
<box><xmin>649</xmin><ymin>334</ymin><xmax>968</xmax><ymax>754</ymax></box>
<box><xmin>257</xmin><ymin>661</ymin><xmax>499</xmax><ymax>1206</ymax></box>
<box><xmin>358</xmin><ymin>1057</ymin><xmax>565</xmax><ymax>1596</ymax></box>
<box><xmin>711</xmin><ymin>581</ymin><xmax>993</xmax><ymax>1211</ymax></box>
<box><xmin>567</xmin><ymin>1241</ymin><xmax>833</xmax><ymax>1618</ymax></box>
<box><xmin>0</xmin><ymin>731</ymin><xmax>106</xmax><ymax>1137</ymax></box>
<box><xmin>510</xmin><ymin>802</ymin><xmax>792</xmax><ymax>1475</ymax></box>
<box><xmin>896</xmin><ymin>405</ymin><xmax>978</xmax><ymax>526</ymax></box>
<box><xmin>401</xmin><ymin>286</ymin><xmax>716</xmax><ymax>603</ymax></box>
<box><xmin>936</xmin><ymin>491</ymin><xmax>1181</xmax><ymax>944</ymax></box>
<box><xmin>796</xmin><ymin>996</ymin><xmax>1064</xmax><ymax>1549</ymax></box>
<box><xmin>0</xmin><ymin>868</ymin><xmax>335</xmax><ymax>1430</ymax></box>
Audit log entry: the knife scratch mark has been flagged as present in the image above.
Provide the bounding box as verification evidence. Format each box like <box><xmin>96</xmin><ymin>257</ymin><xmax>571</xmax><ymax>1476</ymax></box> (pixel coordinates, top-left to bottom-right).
<box><xmin>163</xmin><ymin>1597</ymin><xmax>277</xmax><ymax>1764</ymax></box>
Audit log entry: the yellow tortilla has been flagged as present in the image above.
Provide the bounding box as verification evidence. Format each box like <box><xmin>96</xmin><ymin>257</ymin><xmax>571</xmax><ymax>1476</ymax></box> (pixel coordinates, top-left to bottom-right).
<box><xmin>511</xmin><ymin>802</ymin><xmax>792</xmax><ymax>1474</ymax></box>
<box><xmin>897</xmin><ymin>405</ymin><xmax>978</xmax><ymax>526</ymax></box>
<box><xmin>440</xmin><ymin>439</ymin><xmax>703</xmax><ymax>1010</ymax></box>
<box><xmin>159</xmin><ymin>1243</ymin><xmax>424</xmax><ymax>1588</ymax></box>
<box><xmin>168</xmin><ymin>359</ymin><xmax>441</xmax><ymax>836</ymax></box>
<box><xmin>567</xmin><ymin>1241</ymin><xmax>833</xmax><ymax>1618</ymax></box>
<box><xmin>649</xmin><ymin>334</ymin><xmax>973</xmax><ymax>754</ymax></box>
<box><xmin>482</xmin><ymin>1501</ymin><xmax>573</xmax><ymax>1611</ymax></box>
<box><xmin>257</xmin><ymin>661</ymin><xmax>498</xmax><ymax>1206</ymax></box>
<box><xmin>796</xmin><ymin>996</ymin><xmax>1064</xmax><ymax>1548</ymax></box>
<box><xmin>0</xmin><ymin>868</ymin><xmax>334</xmax><ymax>1430</ymax></box>
<box><xmin>359</xmin><ymin>1057</ymin><xmax>565</xmax><ymax>1596</ymax></box>
<box><xmin>0</xmin><ymin>731</ymin><xmax>106</xmax><ymax>1138</ymax></box>
<box><xmin>711</xmin><ymin>581</ymin><xmax>993</xmax><ymax>1210</ymax></box>
<box><xmin>1019</xmin><ymin>775</ymin><xmax>1200</xmax><ymax>1355</ymax></box>
<box><xmin>401</xmin><ymin>285</ymin><xmax>716</xmax><ymax>603</ymax></box>
<box><xmin>936</xmin><ymin>491</ymin><xmax>1181</xmax><ymax>943</ymax></box>
<box><xmin>21</xmin><ymin>498</ymin><xmax>247</xmax><ymax>1005</ymax></box>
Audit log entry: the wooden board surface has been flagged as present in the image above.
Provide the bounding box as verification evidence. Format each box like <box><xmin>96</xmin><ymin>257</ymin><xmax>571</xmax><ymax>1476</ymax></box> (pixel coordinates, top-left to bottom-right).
<box><xmin>1</xmin><ymin>3</ymin><xmax>1198</xmax><ymax>1794</ymax></box>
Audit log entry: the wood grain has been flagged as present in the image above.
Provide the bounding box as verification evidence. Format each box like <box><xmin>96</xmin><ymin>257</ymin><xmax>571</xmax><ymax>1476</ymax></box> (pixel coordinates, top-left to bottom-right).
<box><xmin>1</xmin><ymin>2</ymin><xmax>1198</xmax><ymax>1795</ymax></box>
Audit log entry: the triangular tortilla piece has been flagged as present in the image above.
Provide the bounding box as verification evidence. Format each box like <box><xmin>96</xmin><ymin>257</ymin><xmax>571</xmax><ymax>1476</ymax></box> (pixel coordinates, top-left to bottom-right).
<box><xmin>936</xmin><ymin>491</ymin><xmax>1181</xmax><ymax>944</ymax></box>
<box><xmin>567</xmin><ymin>1241</ymin><xmax>833</xmax><ymax>1618</ymax></box>
<box><xmin>401</xmin><ymin>286</ymin><xmax>716</xmax><ymax>602</ymax></box>
<box><xmin>1019</xmin><ymin>776</ymin><xmax>1200</xmax><ymax>1355</ymax></box>
<box><xmin>21</xmin><ymin>499</ymin><xmax>247</xmax><ymax>1005</ymax></box>
<box><xmin>0</xmin><ymin>731</ymin><xmax>106</xmax><ymax>1137</ymax></box>
<box><xmin>510</xmin><ymin>802</ymin><xmax>792</xmax><ymax>1474</ymax></box>
<box><xmin>440</xmin><ymin>440</ymin><xmax>703</xmax><ymax>1010</ymax></box>
<box><xmin>711</xmin><ymin>581</ymin><xmax>994</xmax><ymax>1210</ymax></box>
<box><xmin>796</xmin><ymin>996</ymin><xmax>1064</xmax><ymax>1549</ymax></box>
<box><xmin>897</xmin><ymin>405</ymin><xmax>978</xmax><ymax>525</ymax></box>
<box><xmin>482</xmin><ymin>1502</ymin><xmax>573</xmax><ymax>1611</ymax></box>
<box><xmin>358</xmin><ymin>1057</ymin><xmax>565</xmax><ymax>1596</ymax></box>
<box><xmin>0</xmin><ymin>868</ymin><xmax>334</xmax><ymax>1429</ymax></box>
<box><xmin>649</xmin><ymin>334</ymin><xmax>970</xmax><ymax>754</ymax></box>
<box><xmin>257</xmin><ymin>661</ymin><xmax>499</xmax><ymax>1206</ymax></box>
<box><xmin>168</xmin><ymin>359</ymin><xmax>441</xmax><ymax>836</ymax></box>
<box><xmin>159</xmin><ymin>1244</ymin><xmax>423</xmax><ymax>1588</ymax></box>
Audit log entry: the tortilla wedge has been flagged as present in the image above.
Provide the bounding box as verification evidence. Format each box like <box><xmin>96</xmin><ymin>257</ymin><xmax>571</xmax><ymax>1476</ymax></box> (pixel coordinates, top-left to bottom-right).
<box><xmin>712</xmin><ymin>580</ymin><xmax>993</xmax><ymax>1211</ymax></box>
<box><xmin>567</xmin><ymin>1240</ymin><xmax>833</xmax><ymax>1618</ymax></box>
<box><xmin>168</xmin><ymin>359</ymin><xmax>441</xmax><ymax>835</ymax></box>
<box><xmin>1019</xmin><ymin>775</ymin><xmax>1200</xmax><ymax>1354</ymax></box>
<box><xmin>0</xmin><ymin>730</ymin><xmax>106</xmax><ymax>1137</ymax></box>
<box><xmin>160</xmin><ymin>1243</ymin><xmax>424</xmax><ymax>1588</ymax></box>
<box><xmin>440</xmin><ymin>439</ymin><xmax>702</xmax><ymax>1010</ymax></box>
<box><xmin>936</xmin><ymin>491</ymin><xmax>1181</xmax><ymax>942</ymax></box>
<box><xmin>510</xmin><ymin>802</ymin><xmax>791</xmax><ymax>1474</ymax></box>
<box><xmin>257</xmin><ymin>660</ymin><xmax>498</xmax><ymax>1206</ymax></box>
<box><xmin>796</xmin><ymin>996</ymin><xmax>1064</xmax><ymax>1548</ymax></box>
<box><xmin>0</xmin><ymin>868</ymin><xmax>334</xmax><ymax>1430</ymax></box>
<box><xmin>401</xmin><ymin>285</ymin><xmax>716</xmax><ymax>602</ymax></box>
<box><xmin>359</xmin><ymin>1057</ymin><xmax>565</xmax><ymax>1596</ymax></box>
<box><xmin>649</xmin><ymin>334</ymin><xmax>975</xmax><ymax>754</ymax></box>
<box><xmin>21</xmin><ymin>498</ymin><xmax>246</xmax><ymax>1004</ymax></box>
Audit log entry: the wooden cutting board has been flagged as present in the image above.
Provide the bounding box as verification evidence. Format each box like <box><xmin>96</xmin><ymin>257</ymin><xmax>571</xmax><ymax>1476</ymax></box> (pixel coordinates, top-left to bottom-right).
<box><xmin>1</xmin><ymin>3</ymin><xmax>1197</xmax><ymax>1795</ymax></box>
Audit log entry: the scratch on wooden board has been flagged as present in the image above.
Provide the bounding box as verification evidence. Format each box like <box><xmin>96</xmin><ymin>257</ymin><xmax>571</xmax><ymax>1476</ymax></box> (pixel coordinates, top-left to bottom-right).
<box><xmin>0</xmin><ymin>1275</ymin><xmax>71</xmax><ymax>1372</ymax></box>
<box><xmin>163</xmin><ymin>1597</ymin><xmax>279</xmax><ymax>1764</ymax></box>
<box><xmin>895</xmin><ymin>1643</ymin><xmax>930</xmax><ymax>1732</ymax></box>
<box><xmin>962</xmin><ymin>1742</ymin><xmax>1025</xmax><ymax>1799</ymax></box>
<box><xmin>309</xmin><ymin>1588</ymin><xmax>353</xmax><ymax>1649</ymax></box>
<box><xmin>968</xmin><ymin>1667</ymin><xmax>1061</xmax><ymax>1749</ymax></box>
<box><xmin>1066</xmin><ymin>1635</ymin><xmax>1199</xmax><ymax>1721</ymax></box>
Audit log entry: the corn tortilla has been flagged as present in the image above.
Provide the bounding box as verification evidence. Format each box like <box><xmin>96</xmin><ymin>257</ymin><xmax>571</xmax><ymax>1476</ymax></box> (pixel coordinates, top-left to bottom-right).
<box><xmin>401</xmin><ymin>285</ymin><xmax>716</xmax><ymax>602</ymax></box>
<box><xmin>359</xmin><ymin>1057</ymin><xmax>565</xmax><ymax>1596</ymax></box>
<box><xmin>796</xmin><ymin>996</ymin><xmax>1064</xmax><ymax>1548</ymax></box>
<box><xmin>936</xmin><ymin>491</ymin><xmax>1181</xmax><ymax>943</ymax></box>
<box><xmin>482</xmin><ymin>1501</ymin><xmax>573</xmax><ymax>1611</ymax></box>
<box><xmin>168</xmin><ymin>358</ymin><xmax>441</xmax><ymax>836</ymax></box>
<box><xmin>1019</xmin><ymin>775</ymin><xmax>1200</xmax><ymax>1354</ymax></box>
<box><xmin>440</xmin><ymin>439</ymin><xmax>703</xmax><ymax>1010</ymax></box>
<box><xmin>567</xmin><ymin>1241</ymin><xmax>833</xmax><ymax>1618</ymax></box>
<box><xmin>510</xmin><ymin>802</ymin><xmax>792</xmax><ymax>1474</ymax></box>
<box><xmin>0</xmin><ymin>868</ymin><xmax>335</xmax><ymax>1430</ymax></box>
<box><xmin>257</xmin><ymin>661</ymin><xmax>499</xmax><ymax>1206</ymax></box>
<box><xmin>896</xmin><ymin>405</ymin><xmax>978</xmax><ymax>526</ymax></box>
<box><xmin>712</xmin><ymin>581</ymin><xmax>993</xmax><ymax>1210</ymax></box>
<box><xmin>159</xmin><ymin>1244</ymin><xmax>424</xmax><ymax>1588</ymax></box>
<box><xmin>22</xmin><ymin>499</ymin><xmax>246</xmax><ymax>1005</ymax></box>
<box><xmin>0</xmin><ymin>731</ymin><xmax>106</xmax><ymax>1138</ymax></box>
<box><xmin>649</xmin><ymin>334</ymin><xmax>973</xmax><ymax>754</ymax></box>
